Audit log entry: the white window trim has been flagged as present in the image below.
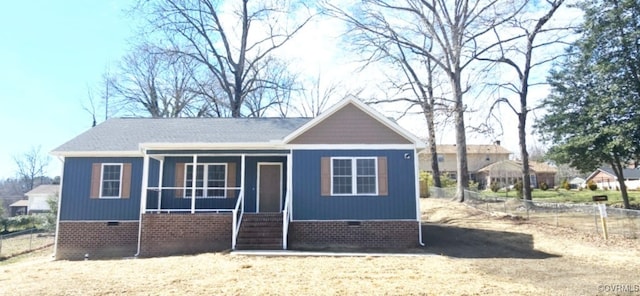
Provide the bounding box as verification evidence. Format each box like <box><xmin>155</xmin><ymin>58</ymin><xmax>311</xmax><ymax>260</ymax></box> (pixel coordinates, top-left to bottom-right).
<box><xmin>183</xmin><ymin>163</ymin><xmax>228</xmax><ymax>199</ymax></box>
<box><xmin>330</xmin><ymin>157</ymin><xmax>378</xmax><ymax>196</ymax></box>
<box><xmin>99</xmin><ymin>163</ymin><xmax>123</xmax><ymax>199</ymax></box>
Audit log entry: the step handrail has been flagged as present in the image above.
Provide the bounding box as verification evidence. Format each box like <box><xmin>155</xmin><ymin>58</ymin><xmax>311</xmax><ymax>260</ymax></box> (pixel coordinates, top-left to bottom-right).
<box><xmin>282</xmin><ymin>186</ymin><xmax>292</xmax><ymax>249</ymax></box>
<box><xmin>231</xmin><ymin>189</ymin><xmax>244</xmax><ymax>250</ymax></box>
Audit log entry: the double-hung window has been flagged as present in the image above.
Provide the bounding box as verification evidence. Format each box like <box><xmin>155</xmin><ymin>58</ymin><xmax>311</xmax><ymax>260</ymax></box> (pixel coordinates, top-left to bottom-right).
<box><xmin>331</xmin><ymin>157</ymin><xmax>377</xmax><ymax>195</ymax></box>
<box><xmin>184</xmin><ymin>163</ymin><xmax>227</xmax><ymax>198</ymax></box>
<box><xmin>101</xmin><ymin>164</ymin><xmax>122</xmax><ymax>198</ymax></box>
<box><xmin>90</xmin><ymin>162</ymin><xmax>131</xmax><ymax>199</ymax></box>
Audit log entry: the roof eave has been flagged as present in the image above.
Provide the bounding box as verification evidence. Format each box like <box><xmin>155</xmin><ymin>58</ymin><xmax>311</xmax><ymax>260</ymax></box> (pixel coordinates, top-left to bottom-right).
<box><xmin>50</xmin><ymin>151</ymin><xmax>141</xmax><ymax>158</ymax></box>
<box><xmin>139</xmin><ymin>141</ymin><xmax>287</xmax><ymax>151</ymax></box>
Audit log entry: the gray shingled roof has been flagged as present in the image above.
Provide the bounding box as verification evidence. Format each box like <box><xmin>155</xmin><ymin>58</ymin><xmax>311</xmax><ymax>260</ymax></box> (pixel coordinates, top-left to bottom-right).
<box><xmin>598</xmin><ymin>167</ymin><xmax>640</xmax><ymax>180</ymax></box>
<box><xmin>53</xmin><ymin>117</ymin><xmax>311</xmax><ymax>153</ymax></box>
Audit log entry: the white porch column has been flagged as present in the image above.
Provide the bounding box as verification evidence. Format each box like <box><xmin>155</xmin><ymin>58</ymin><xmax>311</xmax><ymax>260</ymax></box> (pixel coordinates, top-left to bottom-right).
<box><xmin>240</xmin><ymin>154</ymin><xmax>246</xmax><ymax>205</ymax></box>
<box><xmin>191</xmin><ymin>155</ymin><xmax>198</xmax><ymax>214</ymax></box>
<box><xmin>140</xmin><ymin>154</ymin><xmax>150</xmax><ymax>214</ymax></box>
<box><xmin>287</xmin><ymin>151</ymin><xmax>293</xmax><ymax>212</ymax></box>
<box><xmin>157</xmin><ymin>158</ymin><xmax>164</xmax><ymax>211</ymax></box>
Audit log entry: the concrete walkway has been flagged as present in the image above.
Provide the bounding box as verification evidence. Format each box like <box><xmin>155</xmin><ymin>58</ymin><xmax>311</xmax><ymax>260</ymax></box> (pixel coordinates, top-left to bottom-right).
<box><xmin>231</xmin><ymin>250</ymin><xmax>437</xmax><ymax>257</ymax></box>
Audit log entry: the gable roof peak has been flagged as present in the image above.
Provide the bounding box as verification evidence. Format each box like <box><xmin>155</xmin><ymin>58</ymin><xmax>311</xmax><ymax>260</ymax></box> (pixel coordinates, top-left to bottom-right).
<box><xmin>283</xmin><ymin>97</ymin><xmax>425</xmax><ymax>148</ymax></box>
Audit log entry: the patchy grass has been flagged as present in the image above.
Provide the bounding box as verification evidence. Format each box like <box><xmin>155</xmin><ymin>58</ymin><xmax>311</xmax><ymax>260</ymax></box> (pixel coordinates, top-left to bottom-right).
<box><xmin>0</xmin><ymin>199</ymin><xmax>638</xmax><ymax>295</ymax></box>
<box><xmin>0</xmin><ymin>231</ymin><xmax>55</xmax><ymax>260</ymax></box>
<box><xmin>486</xmin><ymin>188</ymin><xmax>640</xmax><ymax>206</ymax></box>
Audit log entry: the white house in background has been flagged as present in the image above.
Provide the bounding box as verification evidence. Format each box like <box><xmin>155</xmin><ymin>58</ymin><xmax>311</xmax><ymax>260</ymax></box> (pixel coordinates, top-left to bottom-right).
<box><xmin>25</xmin><ymin>184</ymin><xmax>59</xmax><ymax>214</ymax></box>
<box><xmin>585</xmin><ymin>167</ymin><xmax>640</xmax><ymax>190</ymax></box>
<box><xmin>418</xmin><ymin>143</ymin><xmax>512</xmax><ymax>186</ymax></box>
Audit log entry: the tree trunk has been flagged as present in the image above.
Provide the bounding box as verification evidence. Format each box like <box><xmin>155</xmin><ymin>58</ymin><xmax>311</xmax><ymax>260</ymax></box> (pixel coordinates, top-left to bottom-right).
<box><xmin>453</xmin><ymin>83</ymin><xmax>469</xmax><ymax>202</ymax></box>
<box><xmin>610</xmin><ymin>158</ymin><xmax>631</xmax><ymax>209</ymax></box>
<box><xmin>424</xmin><ymin>107</ymin><xmax>442</xmax><ymax>188</ymax></box>
<box><xmin>519</xmin><ymin>108</ymin><xmax>533</xmax><ymax>203</ymax></box>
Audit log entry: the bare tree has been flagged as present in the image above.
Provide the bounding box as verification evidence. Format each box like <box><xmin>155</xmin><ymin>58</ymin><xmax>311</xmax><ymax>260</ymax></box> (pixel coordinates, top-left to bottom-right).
<box><xmin>325</xmin><ymin>0</ymin><xmax>526</xmax><ymax>200</ymax></box>
<box><xmin>244</xmin><ymin>57</ymin><xmax>299</xmax><ymax>117</ymax></box>
<box><xmin>13</xmin><ymin>146</ymin><xmax>50</xmax><ymax>192</ymax></box>
<box><xmin>527</xmin><ymin>141</ymin><xmax>547</xmax><ymax>163</ymax></box>
<box><xmin>138</xmin><ymin>0</ymin><xmax>313</xmax><ymax>117</ymax></box>
<box><xmin>83</xmin><ymin>86</ymin><xmax>99</xmax><ymax>127</ymax></box>
<box><xmin>478</xmin><ymin>0</ymin><xmax>569</xmax><ymax>202</ymax></box>
<box><xmin>108</xmin><ymin>43</ymin><xmax>210</xmax><ymax>118</ymax></box>
<box><xmin>291</xmin><ymin>73</ymin><xmax>363</xmax><ymax>118</ymax></box>
<box><xmin>334</xmin><ymin>9</ymin><xmax>447</xmax><ymax>186</ymax></box>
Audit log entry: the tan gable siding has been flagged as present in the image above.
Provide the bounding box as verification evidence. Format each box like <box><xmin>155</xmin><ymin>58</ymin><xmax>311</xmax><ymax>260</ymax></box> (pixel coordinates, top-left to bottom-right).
<box><xmin>588</xmin><ymin>170</ymin><xmax>617</xmax><ymax>188</ymax></box>
<box><xmin>289</xmin><ymin>103</ymin><xmax>412</xmax><ymax>144</ymax></box>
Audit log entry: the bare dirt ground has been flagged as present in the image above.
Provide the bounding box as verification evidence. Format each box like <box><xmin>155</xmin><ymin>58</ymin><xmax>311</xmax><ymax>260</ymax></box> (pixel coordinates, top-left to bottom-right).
<box><xmin>1</xmin><ymin>198</ymin><xmax>639</xmax><ymax>296</ymax></box>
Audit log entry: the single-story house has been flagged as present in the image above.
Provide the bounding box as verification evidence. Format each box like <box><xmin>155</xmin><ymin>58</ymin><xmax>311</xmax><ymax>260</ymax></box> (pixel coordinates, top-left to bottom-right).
<box><xmin>9</xmin><ymin>199</ymin><xmax>28</xmax><ymax>217</ymax></box>
<box><xmin>25</xmin><ymin>184</ymin><xmax>59</xmax><ymax>214</ymax></box>
<box><xmin>51</xmin><ymin>98</ymin><xmax>426</xmax><ymax>260</ymax></box>
<box><xmin>476</xmin><ymin>160</ymin><xmax>557</xmax><ymax>189</ymax></box>
<box><xmin>585</xmin><ymin>167</ymin><xmax>640</xmax><ymax>190</ymax></box>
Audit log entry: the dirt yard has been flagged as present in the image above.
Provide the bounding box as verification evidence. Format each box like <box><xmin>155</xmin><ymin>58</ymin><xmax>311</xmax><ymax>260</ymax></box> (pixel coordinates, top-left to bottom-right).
<box><xmin>1</xmin><ymin>198</ymin><xmax>639</xmax><ymax>296</ymax></box>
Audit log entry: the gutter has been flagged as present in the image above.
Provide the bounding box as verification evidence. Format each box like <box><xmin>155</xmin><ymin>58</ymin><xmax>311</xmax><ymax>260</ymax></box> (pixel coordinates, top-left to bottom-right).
<box><xmin>418</xmin><ymin>221</ymin><xmax>425</xmax><ymax>247</ymax></box>
<box><xmin>413</xmin><ymin>149</ymin><xmax>425</xmax><ymax>247</ymax></box>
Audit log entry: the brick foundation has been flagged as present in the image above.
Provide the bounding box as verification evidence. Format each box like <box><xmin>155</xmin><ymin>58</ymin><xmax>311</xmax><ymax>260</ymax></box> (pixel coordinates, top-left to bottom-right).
<box><xmin>56</xmin><ymin>221</ymin><xmax>139</xmax><ymax>260</ymax></box>
<box><xmin>288</xmin><ymin>220</ymin><xmax>420</xmax><ymax>250</ymax></box>
<box><xmin>139</xmin><ymin>213</ymin><xmax>232</xmax><ymax>257</ymax></box>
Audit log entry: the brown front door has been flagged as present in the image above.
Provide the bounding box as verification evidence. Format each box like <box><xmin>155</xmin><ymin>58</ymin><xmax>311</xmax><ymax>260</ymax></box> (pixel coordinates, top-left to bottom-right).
<box><xmin>258</xmin><ymin>163</ymin><xmax>282</xmax><ymax>212</ymax></box>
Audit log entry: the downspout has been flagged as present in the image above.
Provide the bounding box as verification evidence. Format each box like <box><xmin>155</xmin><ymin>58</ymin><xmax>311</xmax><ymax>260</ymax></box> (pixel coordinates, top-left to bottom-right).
<box><xmin>413</xmin><ymin>149</ymin><xmax>425</xmax><ymax>246</ymax></box>
<box><xmin>52</xmin><ymin>156</ymin><xmax>65</xmax><ymax>259</ymax></box>
<box><xmin>135</xmin><ymin>153</ymin><xmax>150</xmax><ymax>257</ymax></box>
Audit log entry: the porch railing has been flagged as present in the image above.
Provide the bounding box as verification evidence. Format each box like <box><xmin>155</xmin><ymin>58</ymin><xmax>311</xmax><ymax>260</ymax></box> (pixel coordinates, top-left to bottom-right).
<box><xmin>144</xmin><ymin>187</ymin><xmax>242</xmax><ymax>213</ymax></box>
<box><xmin>231</xmin><ymin>189</ymin><xmax>244</xmax><ymax>250</ymax></box>
<box><xmin>282</xmin><ymin>187</ymin><xmax>292</xmax><ymax>250</ymax></box>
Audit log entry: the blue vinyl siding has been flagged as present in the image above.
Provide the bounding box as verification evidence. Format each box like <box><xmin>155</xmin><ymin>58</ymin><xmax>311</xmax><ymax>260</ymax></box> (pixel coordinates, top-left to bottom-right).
<box><xmin>60</xmin><ymin>157</ymin><xmax>143</xmax><ymax>221</ymax></box>
<box><xmin>292</xmin><ymin>150</ymin><xmax>417</xmax><ymax>220</ymax></box>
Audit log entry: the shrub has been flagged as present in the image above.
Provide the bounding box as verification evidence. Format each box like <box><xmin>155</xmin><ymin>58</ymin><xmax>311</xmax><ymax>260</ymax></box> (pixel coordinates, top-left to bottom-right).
<box><xmin>514</xmin><ymin>180</ymin><xmax>523</xmax><ymax>198</ymax></box>
<box><xmin>468</xmin><ymin>180</ymin><xmax>479</xmax><ymax>191</ymax></box>
<box><xmin>587</xmin><ymin>180</ymin><xmax>598</xmax><ymax>191</ymax></box>
<box><xmin>561</xmin><ymin>178</ymin><xmax>571</xmax><ymax>190</ymax></box>
<box><xmin>490</xmin><ymin>181</ymin><xmax>500</xmax><ymax>192</ymax></box>
<box><xmin>419</xmin><ymin>171</ymin><xmax>457</xmax><ymax>188</ymax></box>
<box><xmin>440</xmin><ymin>174</ymin><xmax>457</xmax><ymax>188</ymax></box>
<box><xmin>539</xmin><ymin>182</ymin><xmax>549</xmax><ymax>191</ymax></box>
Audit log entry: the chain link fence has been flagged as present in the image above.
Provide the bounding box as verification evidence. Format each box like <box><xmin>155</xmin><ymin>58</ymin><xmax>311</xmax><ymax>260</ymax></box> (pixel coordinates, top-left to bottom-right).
<box><xmin>428</xmin><ymin>187</ymin><xmax>640</xmax><ymax>239</ymax></box>
<box><xmin>0</xmin><ymin>228</ymin><xmax>55</xmax><ymax>259</ymax></box>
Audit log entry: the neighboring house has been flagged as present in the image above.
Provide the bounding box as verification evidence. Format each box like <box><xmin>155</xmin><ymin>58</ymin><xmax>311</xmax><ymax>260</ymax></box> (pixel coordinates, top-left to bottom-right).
<box><xmin>9</xmin><ymin>200</ymin><xmax>28</xmax><ymax>217</ymax></box>
<box><xmin>528</xmin><ymin>161</ymin><xmax>557</xmax><ymax>188</ymax></box>
<box><xmin>585</xmin><ymin>167</ymin><xmax>640</xmax><ymax>190</ymax></box>
<box><xmin>51</xmin><ymin>98</ymin><xmax>426</xmax><ymax>260</ymax></box>
<box><xmin>476</xmin><ymin>160</ymin><xmax>557</xmax><ymax>189</ymax></box>
<box><xmin>419</xmin><ymin>143</ymin><xmax>511</xmax><ymax>182</ymax></box>
<box><xmin>25</xmin><ymin>184</ymin><xmax>59</xmax><ymax>214</ymax></box>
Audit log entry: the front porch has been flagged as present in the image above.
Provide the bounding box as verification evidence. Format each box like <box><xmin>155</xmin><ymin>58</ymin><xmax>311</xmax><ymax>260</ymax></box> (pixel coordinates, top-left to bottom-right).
<box><xmin>138</xmin><ymin>150</ymin><xmax>294</xmax><ymax>254</ymax></box>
